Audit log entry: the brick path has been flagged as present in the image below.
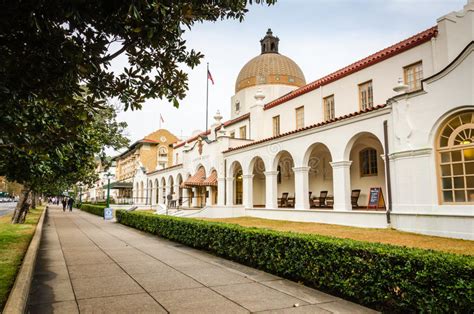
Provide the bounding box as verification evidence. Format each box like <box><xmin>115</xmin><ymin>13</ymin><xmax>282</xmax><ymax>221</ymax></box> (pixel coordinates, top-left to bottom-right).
<box><xmin>27</xmin><ymin>206</ymin><xmax>377</xmax><ymax>313</ymax></box>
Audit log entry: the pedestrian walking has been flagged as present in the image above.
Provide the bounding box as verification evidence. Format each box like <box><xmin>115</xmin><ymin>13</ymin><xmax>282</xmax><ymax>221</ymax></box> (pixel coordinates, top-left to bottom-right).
<box><xmin>67</xmin><ymin>197</ymin><xmax>74</xmax><ymax>212</ymax></box>
<box><xmin>62</xmin><ymin>198</ymin><xmax>67</xmax><ymax>212</ymax></box>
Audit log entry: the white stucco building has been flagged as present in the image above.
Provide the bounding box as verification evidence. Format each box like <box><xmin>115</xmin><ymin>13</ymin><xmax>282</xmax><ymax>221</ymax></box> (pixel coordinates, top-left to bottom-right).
<box><xmin>133</xmin><ymin>1</ymin><xmax>474</xmax><ymax>240</ymax></box>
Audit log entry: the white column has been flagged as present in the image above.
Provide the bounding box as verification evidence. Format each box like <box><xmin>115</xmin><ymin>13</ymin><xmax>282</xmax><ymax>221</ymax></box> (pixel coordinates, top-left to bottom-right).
<box><xmin>158</xmin><ymin>186</ymin><xmax>164</xmax><ymax>204</ymax></box>
<box><xmin>150</xmin><ymin>186</ymin><xmax>155</xmax><ymax>205</ymax></box>
<box><xmin>206</xmin><ymin>186</ymin><xmax>212</xmax><ymax>206</ymax></box>
<box><xmin>242</xmin><ymin>174</ymin><xmax>254</xmax><ymax>208</ymax></box>
<box><xmin>330</xmin><ymin>161</ymin><xmax>352</xmax><ymax>211</ymax></box>
<box><xmin>182</xmin><ymin>188</ymin><xmax>189</xmax><ymax>207</ymax></box>
<box><xmin>217</xmin><ymin>178</ymin><xmax>226</xmax><ymax>206</ymax></box>
<box><xmin>293</xmin><ymin>166</ymin><xmax>310</xmax><ymax>210</ymax></box>
<box><xmin>192</xmin><ymin>187</ymin><xmax>198</xmax><ymax>207</ymax></box>
<box><xmin>264</xmin><ymin>171</ymin><xmax>278</xmax><ymax>209</ymax></box>
<box><xmin>226</xmin><ymin>177</ymin><xmax>234</xmax><ymax>206</ymax></box>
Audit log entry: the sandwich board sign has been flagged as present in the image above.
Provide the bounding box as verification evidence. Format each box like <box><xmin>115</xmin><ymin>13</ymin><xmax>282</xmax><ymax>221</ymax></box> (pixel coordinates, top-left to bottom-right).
<box><xmin>367</xmin><ymin>187</ymin><xmax>385</xmax><ymax>209</ymax></box>
<box><xmin>104</xmin><ymin>207</ymin><xmax>114</xmax><ymax>220</ymax></box>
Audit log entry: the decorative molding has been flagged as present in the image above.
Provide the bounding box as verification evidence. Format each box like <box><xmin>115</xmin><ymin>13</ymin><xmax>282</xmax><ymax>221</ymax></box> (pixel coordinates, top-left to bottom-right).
<box><xmin>330</xmin><ymin>161</ymin><xmax>352</xmax><ymax>168</ymax></box>
<box><xmin>389</xmin><ymin>148</ymin><xmax>432</xmax><ymax>160</ymax></box>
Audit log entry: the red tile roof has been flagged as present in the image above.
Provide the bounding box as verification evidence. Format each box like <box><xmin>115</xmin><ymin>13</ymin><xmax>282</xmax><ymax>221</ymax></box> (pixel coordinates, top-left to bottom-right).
<box><xmin>182</xmin><ymin>167</ymin><xmax>206</xmax><ymax>187</ymax></box>
<box><xmin>224</xmin><ymin>104</ymin><xmax>388</xmax><ymax>153</ymax></box>
<box><xmin>174</xmin><ymin>113</ymin><xmax>251</xmax><ymax>148</ymax></box>
<box><xmin>202</xmin><ymin>170</ymin><xmax>218</xmax><ymax>187</ymax></box>
<box><xmin>140</xmin><ymin>138</ymin><xmax>160</xmax><ymax>144</ymax></box>
<box><xmin>264</xmin><ymin>26</ymin><xmax>438</xmax><ymax>111</ymax></box>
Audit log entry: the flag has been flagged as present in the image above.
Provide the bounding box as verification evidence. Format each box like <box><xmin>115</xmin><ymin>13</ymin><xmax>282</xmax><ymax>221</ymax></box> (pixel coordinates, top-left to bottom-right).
<box><xmin>160</xmin><ymin>114</ymin><xmax>164</xmax><ymax>123</ymax></box>
<box><xmin>207</xmin><ymin>69</ymin><xmax>214</xmax><ymax>85</ymax></box>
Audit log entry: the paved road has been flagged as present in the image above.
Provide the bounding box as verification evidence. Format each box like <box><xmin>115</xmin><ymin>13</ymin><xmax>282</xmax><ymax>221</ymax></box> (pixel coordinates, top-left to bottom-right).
<box><xmin>0</xmin><ymin>202</ymin><xmax>17</xmax><ymax>217</ymax></box>
<box><xmin>28</xmin><ymin>206</ymin><xmax>377</xmax><ymax>313</ymax></box>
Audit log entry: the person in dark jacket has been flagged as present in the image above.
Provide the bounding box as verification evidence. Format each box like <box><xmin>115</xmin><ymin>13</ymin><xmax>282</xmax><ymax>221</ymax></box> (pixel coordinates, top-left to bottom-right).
<box><xmin>62</xmin><ymin>198</ymin><xmax>67</xmax><ymax>212</ymax></box>
<box><xmin>67</xmin><ymin>197</ymin><xmax>74</xmax><ymax>212</ymax></box>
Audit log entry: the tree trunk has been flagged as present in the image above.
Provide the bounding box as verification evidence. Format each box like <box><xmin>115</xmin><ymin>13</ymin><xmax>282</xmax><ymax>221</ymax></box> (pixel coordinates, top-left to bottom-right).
<box><xmin>31</xmin><ymin>191</ymin><xmax>36</xmax><ymax>209</ymax></box>
<box><xmin>11</xmin><ymin>188</ymin><xmax>31</xmax><ymax>224</ymax></box>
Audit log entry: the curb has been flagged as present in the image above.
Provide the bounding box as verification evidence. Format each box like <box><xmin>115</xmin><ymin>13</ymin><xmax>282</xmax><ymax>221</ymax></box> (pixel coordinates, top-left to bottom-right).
<box><xmin>3</xmin><ymin>206</ymin><xmax>48</xmax><ymax>314</ymax></box>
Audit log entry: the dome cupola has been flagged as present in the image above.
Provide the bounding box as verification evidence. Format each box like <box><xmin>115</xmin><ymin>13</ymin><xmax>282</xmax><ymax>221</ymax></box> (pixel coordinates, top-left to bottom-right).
<box><xmin>235</xmin><ymin>29</ymin><xmax>306</xmax><ymax>93</ymax></box>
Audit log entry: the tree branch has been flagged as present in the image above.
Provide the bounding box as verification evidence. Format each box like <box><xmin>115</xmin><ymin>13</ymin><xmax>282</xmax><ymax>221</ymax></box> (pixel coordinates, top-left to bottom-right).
<box><xmin>101</xmin><ymin>41</ymin><xmax>133</xmax><ymax>62</ymax></box>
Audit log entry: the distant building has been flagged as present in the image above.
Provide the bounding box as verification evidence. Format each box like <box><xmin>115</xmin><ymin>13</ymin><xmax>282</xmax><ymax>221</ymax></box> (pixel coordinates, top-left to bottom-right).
<box><xmin>133</xmin><ymin>1</ymin><xmax>474</xmax><ymax>240</ymax></box>
<box><xmin>113</xmin><ymin>129</ymin><xmax>178</xmax><ymax>201</ymax></box>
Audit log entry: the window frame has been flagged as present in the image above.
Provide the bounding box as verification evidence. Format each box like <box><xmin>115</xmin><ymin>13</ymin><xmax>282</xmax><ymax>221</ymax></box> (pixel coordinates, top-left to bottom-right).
<box><xmin>239</xmin><ymin>126</ymin><xmax>246</xmax><ymax>139</ymax></box>
<box><xmin>273</xmin><ymin>115</ymin><xmax>280</xmax><ymax>136</ymax></box>
<box><xmin>359</xmin><ymin>147</ymin><xmax>378</xmax><ymax>177</ymax></box>
<box><xmin>403</xmin><ymin>61</ymin><xmax>423</xmax><ymax>92</ymax></box>
<box><xmin>323</xmin><ymin>95</ymin><xmax>335</xmax><ymax>121</ymax></box>
<box><xmin>295</xmin><ymin>106</ymin><xmax>304</xmax><ymax>129</ymax></box>
<box><xmin>358</xmin><ymin>80</ymin><xmax>373</xmax><ymax>111</ymax></box>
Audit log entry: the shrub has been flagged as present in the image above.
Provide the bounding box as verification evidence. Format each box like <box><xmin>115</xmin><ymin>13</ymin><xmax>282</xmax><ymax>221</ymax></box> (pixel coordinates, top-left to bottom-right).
<box><xmin>116</xmin><ymin>210</ymin><xmax>473</xmax><ymax>312</ymax></box>
<box><xmin>78</xmin><ymin>203</ymin><xmax>104</xmax><ymax>217</ymax></box>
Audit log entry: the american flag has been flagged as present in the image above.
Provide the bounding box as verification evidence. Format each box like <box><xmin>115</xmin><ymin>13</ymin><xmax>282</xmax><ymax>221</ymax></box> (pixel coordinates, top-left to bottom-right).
<box><xmin>207</xmin><ymin>69</ymin><xmax>214</xmax><ymax>85</ymax></box>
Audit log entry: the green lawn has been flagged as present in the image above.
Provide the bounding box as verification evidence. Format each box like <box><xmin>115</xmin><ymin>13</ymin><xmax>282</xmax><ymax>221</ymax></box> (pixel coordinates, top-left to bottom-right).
<box><xmin>0</xmin><ymin>207</ymin><xmax>43</xmax><ymax>310</ymax></box>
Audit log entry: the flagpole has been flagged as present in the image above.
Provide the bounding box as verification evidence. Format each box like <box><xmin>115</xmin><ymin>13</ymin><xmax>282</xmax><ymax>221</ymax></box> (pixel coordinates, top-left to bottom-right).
<box><xmin>206</xmin><ymin>62</ymin><xmax>209</xmax><ymax>131</ymax></box>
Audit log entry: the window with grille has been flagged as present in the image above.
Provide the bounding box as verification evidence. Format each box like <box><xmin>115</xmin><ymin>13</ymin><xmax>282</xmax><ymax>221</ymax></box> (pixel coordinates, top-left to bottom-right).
<box><xmin>323</xmin><ymin>95</ymin><xmax>335</xmax><ymax>121</ymax></box>
<box><xmin>404</xmin><ymin>61</ymin><xmax>423</xmax><ymax>92</ymax></box>
<box><xmin>359</xmin><ymin>81</ymin><xmax>373</xmax><ymax>110</ymax></box>
<box><xmin>273</xmin><ymin>115</ymin><xmax>280</xmax><ymax>136</ymax></box>
<box><xmin>239</xmin><ymin>126</ymin><xmax>247</xmax><ymax>139</ymax></box>
<box><xmin>295</xmin><ymin>106</ymin><xmax>304</xmax><ymax>129</ymax></box>
<box><xmin>438</xmin><ymin>111</ymin><xmax>474</xmax><ymax>204</ymax></box>
<box><xmin>360</xmin><ymin>148</ymin><xmax>378</xmax><ymax>176</ymax></box>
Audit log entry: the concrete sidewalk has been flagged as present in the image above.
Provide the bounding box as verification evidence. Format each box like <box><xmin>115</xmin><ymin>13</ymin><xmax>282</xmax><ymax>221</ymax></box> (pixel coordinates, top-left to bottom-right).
<box><xmin>27</xmin><ymin>206</ymin><xmax>377</xmax><ymax>313</ymax></box>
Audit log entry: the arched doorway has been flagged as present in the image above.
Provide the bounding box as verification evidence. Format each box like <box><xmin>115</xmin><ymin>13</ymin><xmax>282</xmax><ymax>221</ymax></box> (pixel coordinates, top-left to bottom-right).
<box><xmin>230</xmin><ymin>162</ymin><xmax>243</xmax><ymax>205</ymax></box>
<box><xmin>437</xmin><ymin>110</ymin><xmax>474</xmax><ymax>204</ymax></box>
<box><xmin>250</xmin><ymin>157</ymin><xmax>266</xmax><ymax>207</ymax></box>
<box><xmin>306</xmin><ymin>143</ymin><xmax>333</xmax><ymax>208</ymax></box>
<box><xmin>274</xmin><ymin>151</ymin><xmax>295</xmax><ymax>208</ymax></box>
<box><xmin>176</xmin><ymin>174</ymin><xmax>183</xmax><ymax>206</ymax></box>
<box><xmin>139</xmin><ymin>181</ymin><xmax>144</xmax><ymax>203</ymax></box>
<box><xmin>348</xmin><ymin>133</ymin><xmax>385</xmax><ymax>209</ymax></box>
<box><xmin>160</xmin><ymin>177</ymin><xmax>166</xmax><ymax>204</ymax></box>
<box><xmin>154</xmin><ymin>179</ymin><xmax>159</xmax><ymax>204</ymax></box>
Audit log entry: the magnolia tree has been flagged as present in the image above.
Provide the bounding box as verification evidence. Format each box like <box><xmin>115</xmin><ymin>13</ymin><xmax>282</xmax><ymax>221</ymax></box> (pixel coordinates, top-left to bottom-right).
<box><xmin>0</xmin><ymin>0</ymin><xmax>276</xmax><ymax>222</ymax></box>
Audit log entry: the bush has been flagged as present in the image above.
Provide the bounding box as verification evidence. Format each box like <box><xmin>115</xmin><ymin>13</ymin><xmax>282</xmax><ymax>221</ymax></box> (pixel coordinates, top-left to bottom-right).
<box><xmin>78</xmin><ymin>203</ymin><xmax>104</xmax><ymax>216</ymax></box>
<box><xmin>116</xmin><ymin>210</ymin><xmax>473</xmax><ymax>312</ymax></box>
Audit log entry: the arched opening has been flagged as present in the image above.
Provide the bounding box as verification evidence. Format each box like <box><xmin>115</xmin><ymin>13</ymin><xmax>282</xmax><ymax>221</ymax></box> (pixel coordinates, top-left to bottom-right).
<box><xmin>160</xmin><ymin>177</ymin><xmax>166</xmax><ymax>204</ymax></box>
<box><xmin>158</xmin><ymin>146</ymin><xmax>168</xmax><ymax>169</ymax></box>
<box><xmin>135</xmin><ymin>182</ymin><xmax>139</xmax><ymax>201</ymax></box>
<box><xmin>250</xmin><ymin>157</ymin><xmax>266</xmax><ymax>207</ymax></box>
<box><xmin>305</xmin><ymin>143</ymin><xmax>333</xmax><ymax>208</ymax></box>
<box><xmin>274</xmin><ymin>151</ymin><xmax>295</xmax><ymax>208</ymax></box>
<box><xmin>154</xmin><ymin>179</ymin><xmax>159</xmax><ymax>204</ymax></box>
<box><xmin>348</xmin><ymin>133</ymin><xmax>385</xmax><ymax>209</ymax></box>
<box><xmin>206</xmin><ymin>169</ymin><xmax>218</xmax><ymax>205</ymax></box>
<box><xmin>176</xmin><ymin>174</ymin><xmax>183</xmax><ymax>206</ymax></box>
<box><xmin>148</xmin><ymin>180</ymin><xmax>153</xmax><ymax>205</ymax></box>
<box><xmin>437</xmin><ymin>110</ymin><xmax>474</xmax><ymax>204</ymax></box>
<box><xmin>139</xmin><ymin>181</ymin><xmax>144</xmax><ymax>203</ymax></box>
<box><xmin>230</xmin><ymin>162</ymin><xmax>243</xmax><ymax>205</ymax></box>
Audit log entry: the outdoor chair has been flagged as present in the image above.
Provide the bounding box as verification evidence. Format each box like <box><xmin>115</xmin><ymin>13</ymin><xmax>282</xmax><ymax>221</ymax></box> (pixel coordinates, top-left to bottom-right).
<box><xmin>351</xmin><ymin>189</ymin><xmax>361</xmax><ymax>208</ymax></box>
<box><xmin>278</xmin><ymin>192</ymin><xmax>289</xmax><ymax>207</ymax></box>
<box><xmin>313</xmin><ymin>191</ymin><xmax>328</xmax><ymax>208</ymax></box>
<box><xmin>287</xmin><ymin>196</ymin><xmax>295</xmax><ymax>208</ymax></box>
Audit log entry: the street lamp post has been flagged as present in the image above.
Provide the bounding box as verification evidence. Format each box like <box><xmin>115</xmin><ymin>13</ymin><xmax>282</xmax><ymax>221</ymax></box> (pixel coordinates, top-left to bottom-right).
<box><xmin>105</xmin><ymin>172</ymin><xmax>112</xmax><ymax>208</ymax></box>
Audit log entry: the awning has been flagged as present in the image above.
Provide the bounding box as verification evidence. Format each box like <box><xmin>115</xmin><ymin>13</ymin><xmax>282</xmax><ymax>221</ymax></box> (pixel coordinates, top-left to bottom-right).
<box><xmin>203</xmin><ymin>171</ymin><xmax>217</xmax><ymax>187</ymax></box>
<box><xmin>182</xmin><ymin>167</ymin><xmax>206</xmax><ymax>187</ymax></box>
<box><xmin>102</xmin><ymin>181</ymin><xmax>133</xmax><ymax>190</ymax></box>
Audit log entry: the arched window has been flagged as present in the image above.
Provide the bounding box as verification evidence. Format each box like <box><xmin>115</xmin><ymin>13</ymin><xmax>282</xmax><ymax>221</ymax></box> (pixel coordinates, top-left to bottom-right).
<box><xmin>437</xmin><ymin>111</ymin><xmax>474</xmax><ymax>203</ymax></box>
<box><xmin>360</xmin><ymin>148</ymin><xmax>378</xmax><ymax>176</ymax></box>
<box><xmin>159</xmin><ymin>146</ymin><xmax>168</xmax><ymax>157</ymax></box>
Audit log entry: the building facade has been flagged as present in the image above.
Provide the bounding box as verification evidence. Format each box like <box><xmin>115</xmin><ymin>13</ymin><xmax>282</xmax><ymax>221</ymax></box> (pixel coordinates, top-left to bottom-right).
<box><xmin>114</xmin><ymin>129</ymin><xmax>178</xmax><ymax>201</ymax></box>
<box><xmin>132</xmin><ymin>1</ymin><xmax>474</xmax><ymax>240</ymax></box>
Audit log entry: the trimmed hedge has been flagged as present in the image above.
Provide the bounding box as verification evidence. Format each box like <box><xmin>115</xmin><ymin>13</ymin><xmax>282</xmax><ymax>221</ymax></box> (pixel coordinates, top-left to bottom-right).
<box><xmin>78</xmin><ymin>204</ymin><xmax>104</xmax><ymax>216</ymax></box>
<box><xmin>116</xmin><ymin>210</ymin><xmax>473</xmax><ymax>312</ymax></box>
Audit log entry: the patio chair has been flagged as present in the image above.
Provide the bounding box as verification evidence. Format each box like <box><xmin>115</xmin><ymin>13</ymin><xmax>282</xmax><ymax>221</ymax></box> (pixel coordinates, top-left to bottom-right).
<box><xmin>278</xmin><ymin>192</ymin><xmax>289</xmax><ymax>207</ymax></box>
<box><xmin>313</xmin><ymin>191</ymin><xmax>328</xmax><ymax>208</ymax></box>
<box><xmin>287</xmin><ymin>195</ymin><xmax>295</xmax><ymax>208</ymax></box>
<box><xmin>351</xmin><ymin>189</ymin><xmax>361</xmax><ymax>208</ymax></box>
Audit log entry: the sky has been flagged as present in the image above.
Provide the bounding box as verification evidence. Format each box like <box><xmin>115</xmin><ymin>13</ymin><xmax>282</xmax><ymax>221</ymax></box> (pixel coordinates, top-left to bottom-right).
<box><xmin>109</xmin><ymin>0</ymin><xmax>466</xmax><ymax>154</ymax></box>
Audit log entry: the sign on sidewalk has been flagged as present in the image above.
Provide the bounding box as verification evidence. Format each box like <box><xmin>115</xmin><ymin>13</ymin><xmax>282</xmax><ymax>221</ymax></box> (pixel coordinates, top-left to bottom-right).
<box><xmin>104</xmin><ymin>207</ymin><xmax>113</xmax><ymax>220</ymax></box>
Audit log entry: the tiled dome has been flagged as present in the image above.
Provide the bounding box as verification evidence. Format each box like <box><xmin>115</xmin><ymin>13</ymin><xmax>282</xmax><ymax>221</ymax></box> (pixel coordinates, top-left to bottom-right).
<box><xmin>235</xmin><ymin>53</ymin><xmax>306</xmax><ymax>92</ymax></box>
